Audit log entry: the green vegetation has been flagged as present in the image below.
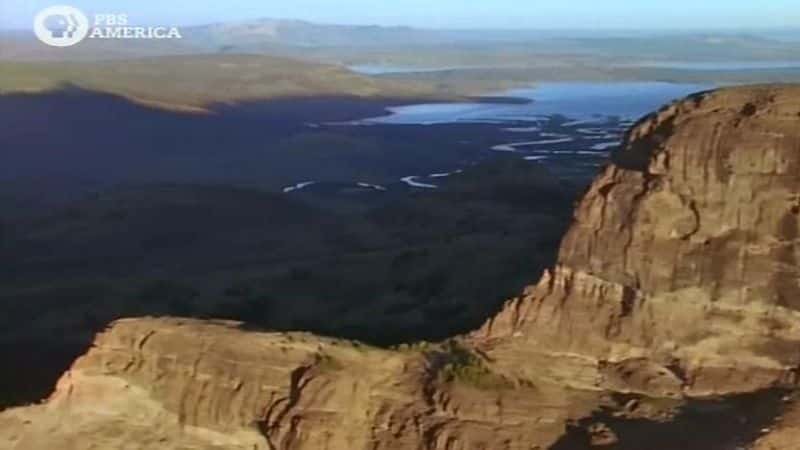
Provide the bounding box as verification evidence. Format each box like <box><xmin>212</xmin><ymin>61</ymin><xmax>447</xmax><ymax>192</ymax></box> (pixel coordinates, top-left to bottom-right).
<box><xmin>0</xmin><ymin>65</ymin><xmax>577</xmax><ymax>408</ymax></box>
<box><xmin>393</xmin><ymin>341</ymin><xmax>433</xmax><ymax>353</ymax></box>
<box><xmin>380</xmin><ymin>64</ymin><xmax>800</xmax><ymax>93</ymax></box>
<box><xmin>0</xmin><ymin>55</ymin><xmax>445</xmax><ymax>110</ymax></box>
<box><xmin>438</xmin><ymin>342</ymin><xmax>513</xmax><ymax>391</ymax></box>
<box><xmin>2</xmin><ymin>159</ymin><xmax>574</xmax><ymax>348</ymax></box>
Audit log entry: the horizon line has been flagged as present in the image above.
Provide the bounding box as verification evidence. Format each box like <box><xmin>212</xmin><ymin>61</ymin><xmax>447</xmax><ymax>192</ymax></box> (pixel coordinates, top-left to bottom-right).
<box><xmin>1</xmin><ymin>16</ymin><xmax>800</xmax><ymax>33</ymax></box>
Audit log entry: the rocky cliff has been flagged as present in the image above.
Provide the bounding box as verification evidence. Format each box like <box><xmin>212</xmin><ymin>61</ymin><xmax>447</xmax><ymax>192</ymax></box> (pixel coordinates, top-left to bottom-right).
<box><xmin>475</xmin><ymin>85</ymin><xmax>800</xmax><ymax>398</ymax></box>
<box><xmin>0</xmin><ymin>318</ymin><xmax>590</xmax><ymax>449</ymax></box>
<box><xmin>2</xmin><ymin>85</ymin><xmax>800</xmax><ymax>449</ymax></box>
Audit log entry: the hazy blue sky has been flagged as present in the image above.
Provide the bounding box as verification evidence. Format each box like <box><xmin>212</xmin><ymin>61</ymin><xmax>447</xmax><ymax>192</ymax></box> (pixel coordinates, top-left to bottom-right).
<box><xmin>1</xmin><ymin>0</ymin><xmax>798</xmax><ymax>30</ymax></box>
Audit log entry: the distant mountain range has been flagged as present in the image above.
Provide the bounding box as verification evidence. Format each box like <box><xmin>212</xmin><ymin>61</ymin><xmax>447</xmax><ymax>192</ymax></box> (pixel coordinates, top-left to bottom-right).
<box><xmin>3</xmin><ymin>17</ymin><xmax>800</xmax><ymax>64</ymax></box>
<box><xmin>184</xmin><ymin>19</ymin><xmax>800</xmax><ymax>59</ymax></box>
<box><xmin>186</xmin><ymin>19</ymin><xmax>454</xmax><ymax>47</ymax></box>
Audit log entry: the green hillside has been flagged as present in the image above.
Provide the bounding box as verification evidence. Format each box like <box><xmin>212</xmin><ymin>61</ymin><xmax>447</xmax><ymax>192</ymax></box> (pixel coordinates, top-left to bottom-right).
<box><xmin>0</xmin><ymin>54</ymin><xmax>445</xmax><ymax>110</ymax></box>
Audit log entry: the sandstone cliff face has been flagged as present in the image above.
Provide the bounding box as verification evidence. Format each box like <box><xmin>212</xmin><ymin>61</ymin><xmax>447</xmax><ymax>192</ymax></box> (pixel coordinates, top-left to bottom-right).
<box><xmin>476</xmin><ymin>85</ymin><xmax>800</xmax><ymax>398</ymax></box>
<box><xmin>0</xmin><ymin>318</ymin><xmax>589</xmax><ymax>450</ymax></box>
<box><xmin>3</xmin><ymin>85</ymin><xmax>800</xmax><ymax>449</ymax></box>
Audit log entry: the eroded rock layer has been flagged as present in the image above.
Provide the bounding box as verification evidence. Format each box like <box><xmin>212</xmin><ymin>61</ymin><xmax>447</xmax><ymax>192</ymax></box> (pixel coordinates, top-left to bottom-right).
<box><xmin>3</xmin><ymin>85</ymin><xmax>800</xmax><ymax>449</ymax></box>
<box><xmin>1</xmin><ymin>318</ymin><xmax>592</xmax><ymax>450</ymax></box>
<box><xmin>474</xmin><ymin>85</ymin><xmax>800</xmax><ymax>398</ymax></box>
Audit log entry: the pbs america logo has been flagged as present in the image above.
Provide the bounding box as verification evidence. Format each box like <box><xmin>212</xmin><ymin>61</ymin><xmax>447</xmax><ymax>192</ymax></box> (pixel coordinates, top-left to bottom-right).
<box><xmin>34</xmin><ymin>5</ymin><xmax>90</xmax><ymax>47</ymax></box>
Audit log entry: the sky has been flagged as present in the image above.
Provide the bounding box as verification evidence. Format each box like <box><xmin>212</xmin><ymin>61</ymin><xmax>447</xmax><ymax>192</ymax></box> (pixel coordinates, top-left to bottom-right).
<box><xmin>1</xmin><ymin>0</ymin><xmax>799</xmax><ymax>30</ymax></box>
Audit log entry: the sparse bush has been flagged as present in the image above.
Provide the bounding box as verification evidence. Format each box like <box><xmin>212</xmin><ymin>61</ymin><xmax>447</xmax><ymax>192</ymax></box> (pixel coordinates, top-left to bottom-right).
<box><xmin>314</xmin><ymin>353</ymin><xmax>343</xmax><ymax>372</ymax></box>
<box><xmin>394</xmin><ymin>341</ymin><xmax>432</xmax><ymax>353</ymax></box>
<box><xmin>438</xmin><ymin>342</ymin><xmax>512</xmax><ymax>390</ymax></box>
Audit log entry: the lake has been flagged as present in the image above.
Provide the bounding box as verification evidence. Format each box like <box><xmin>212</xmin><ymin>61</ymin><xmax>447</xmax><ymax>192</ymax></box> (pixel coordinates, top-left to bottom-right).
<box><xmin>323</xmin><ymin>81</ymin><xmax>715</xmax><ymax>188</ymax></box>
<box><xmin>357</xmin><ymin>82</ymin><xmax>714</xmax><ymax>125</ymax></box>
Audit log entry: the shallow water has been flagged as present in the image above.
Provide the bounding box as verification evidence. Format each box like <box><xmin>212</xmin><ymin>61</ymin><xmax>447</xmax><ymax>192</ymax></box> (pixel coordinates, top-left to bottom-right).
<box><xmin>359</xmin><ymin>82</ymin><xmax>714</xmax><ymax>125</ymax></box>
<box><xmin>330</xmin><ymin>82</ymin><xmax>716</xmax><ymax>190</ymax></box>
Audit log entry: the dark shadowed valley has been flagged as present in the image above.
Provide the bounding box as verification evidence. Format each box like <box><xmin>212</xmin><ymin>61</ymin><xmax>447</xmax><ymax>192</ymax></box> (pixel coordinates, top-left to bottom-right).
<box><xmin>0</xmin><ymin>86</ymin><xmax>585</xmax><ymax>407</ymax></box>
